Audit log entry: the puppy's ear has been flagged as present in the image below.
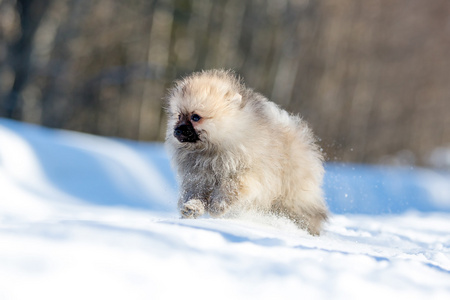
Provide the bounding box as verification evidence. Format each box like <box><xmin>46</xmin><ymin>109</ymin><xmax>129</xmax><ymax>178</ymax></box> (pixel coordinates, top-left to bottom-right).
<box><xmin>230</xmin><ymin>93</ymin><xmax>242</xmax><ymax>105</ymax></box>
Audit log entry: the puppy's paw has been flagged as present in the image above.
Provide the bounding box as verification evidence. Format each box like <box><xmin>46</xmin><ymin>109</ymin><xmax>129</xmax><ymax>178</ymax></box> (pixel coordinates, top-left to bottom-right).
<box><xmin>209</xmin><ymin>198</ymin><xmax>229</xmax><ymax>217</ymax></box>
<box><xmin>180</xmin><ymin>199</ymin><xmax>205</xmax><ymax>219</ymax></box>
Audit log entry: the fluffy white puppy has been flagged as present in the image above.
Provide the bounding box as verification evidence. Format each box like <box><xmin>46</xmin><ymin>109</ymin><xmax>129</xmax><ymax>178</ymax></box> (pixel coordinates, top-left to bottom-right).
<box><xmin>165</xmin><ymin>70</ymin><xmax>328</xmax><ymax>235</ymax></box>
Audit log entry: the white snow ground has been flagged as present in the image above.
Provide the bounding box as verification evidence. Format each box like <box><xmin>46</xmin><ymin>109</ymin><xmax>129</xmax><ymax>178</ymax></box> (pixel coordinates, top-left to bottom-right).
<box><xmin>1</xmin><ymin>118</ymin><xmax>449</xmax><ymax>300</ymax></box>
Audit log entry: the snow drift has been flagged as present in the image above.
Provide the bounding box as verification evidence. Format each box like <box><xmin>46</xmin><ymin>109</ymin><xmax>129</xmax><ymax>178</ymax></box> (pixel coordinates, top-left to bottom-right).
<box><xmin>0</xmin><ymin>118</ymin><xmax>449</xmax><ymax>299</ymax></box>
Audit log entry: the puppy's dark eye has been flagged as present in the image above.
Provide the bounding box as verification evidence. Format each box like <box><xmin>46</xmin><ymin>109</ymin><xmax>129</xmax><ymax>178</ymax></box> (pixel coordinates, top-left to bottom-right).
<box><xmin>177</xmin><ymin>114</ymin><xmax>181</xmax><ymax>120</ymax></box>
<box><xmin>191</xmin><ymin>114</ymin><xmax>201</xmax><ymax>122</ymax></box>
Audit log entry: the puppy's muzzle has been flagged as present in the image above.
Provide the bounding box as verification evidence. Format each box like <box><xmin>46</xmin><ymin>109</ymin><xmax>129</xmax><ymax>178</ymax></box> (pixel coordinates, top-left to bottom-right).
<box><xmin>174</xmin><ymin>124</ymin><xmax>199</xmax><ymax>143</ymax></box>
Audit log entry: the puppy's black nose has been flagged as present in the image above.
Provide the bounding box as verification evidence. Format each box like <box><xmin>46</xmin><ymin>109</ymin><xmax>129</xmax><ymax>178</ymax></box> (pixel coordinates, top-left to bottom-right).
<box><xmin>174</xmin><ymin>124</ymin><xmax>199</xmax><ymax>143</ymax></box>
<box><xmin>175</xmin><ymin>125</ymin><xmax>192</xmax><ymax>137</ymax></box>
<box><xmin>174</xmin><ymin>128</ymin><xmax>183</xmax><ymax>136</ymax></box>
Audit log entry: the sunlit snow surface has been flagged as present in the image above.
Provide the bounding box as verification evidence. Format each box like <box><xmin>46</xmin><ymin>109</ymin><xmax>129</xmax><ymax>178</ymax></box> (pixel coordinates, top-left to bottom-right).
<box><xmin>1</xmin><ymin>119</ymin><xmax>449</xmax><ymax>300</ymax></box>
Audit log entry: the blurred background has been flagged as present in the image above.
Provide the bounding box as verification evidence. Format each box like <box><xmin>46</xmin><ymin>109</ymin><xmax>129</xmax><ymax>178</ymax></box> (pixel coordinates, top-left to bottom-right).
<box><xmin>0</xmin><ymin>0</ymin><xmax>449</xmax><ymax>167</ymax></box>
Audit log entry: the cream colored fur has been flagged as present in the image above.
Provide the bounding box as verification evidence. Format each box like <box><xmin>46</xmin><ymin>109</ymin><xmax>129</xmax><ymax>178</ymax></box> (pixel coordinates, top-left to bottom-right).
<box><xmin>165</xmin><ymin>70</ymin><xmax>328</xmax><ymax>235</ymax></box>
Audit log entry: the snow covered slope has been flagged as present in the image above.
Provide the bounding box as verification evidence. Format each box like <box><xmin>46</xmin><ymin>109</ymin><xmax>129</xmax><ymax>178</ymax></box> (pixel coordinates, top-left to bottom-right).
<box><xmin>1</xmin><ymin>118</ymin><xmax>449</xmax><ymax>300</ymax></box>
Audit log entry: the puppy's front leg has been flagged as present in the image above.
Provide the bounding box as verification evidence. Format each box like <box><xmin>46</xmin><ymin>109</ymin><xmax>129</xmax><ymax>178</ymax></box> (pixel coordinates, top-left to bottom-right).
<box><xmin>209</xmin><ymin>180</ymin><xmax>239</xmax><ymax>217</ymax></box>
<box><xmin>180</xmin><ymin>198</ymin><xmax>205</xmax><ymax>219</ymax></box>
<box><xmin>178</xmin><ymin>182</ymin><xmax>209</xmax><ymax>219</ymax></box>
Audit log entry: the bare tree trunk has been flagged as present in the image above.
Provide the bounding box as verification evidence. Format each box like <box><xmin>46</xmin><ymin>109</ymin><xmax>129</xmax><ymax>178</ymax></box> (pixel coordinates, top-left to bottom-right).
<box><xmin>2</xmin><ymin>0</ymin><xmax>50</xmax><ymax>119</ymax></box>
